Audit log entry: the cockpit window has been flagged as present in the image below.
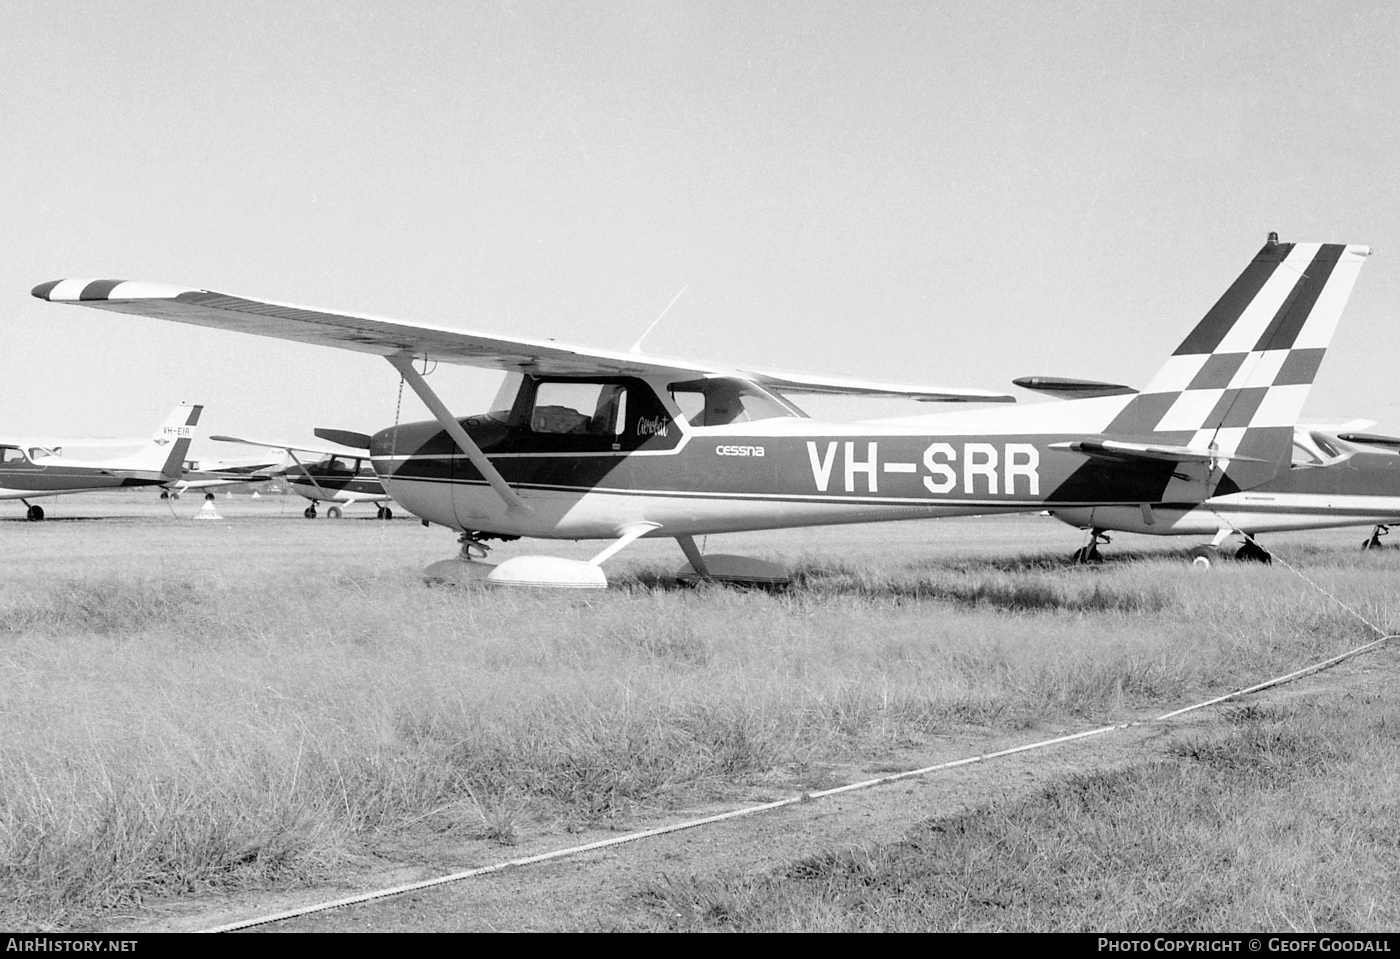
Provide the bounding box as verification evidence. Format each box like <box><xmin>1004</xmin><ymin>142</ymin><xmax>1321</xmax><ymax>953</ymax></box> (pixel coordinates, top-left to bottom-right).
<box><xmin>1291</xmin><ymin>433</ymin><xmax>1343</xmax><ymax>468</ymax></box>
<box><xmin>530</xmin><ymin>382</ymin><xmax>629</xmax><ymax>436</ymax></box>
<box><xmin>1291</xmin><ymin>442</ymin><xmax>1323</xmax><ymax>467</ymax></box>
<box><xmin>326</xmin><ymin>456</ymin><xmax>360</xmax><ymax>474</ymax></box>
<box><xmin>667</xmin><ymin>378</ymin><xmax>804</xmax><ymax>426</ymax></box>
<box><xmin>2</xmin><ymin>447</ymin><xmax>29</xmax><ymax>465</ymax></box>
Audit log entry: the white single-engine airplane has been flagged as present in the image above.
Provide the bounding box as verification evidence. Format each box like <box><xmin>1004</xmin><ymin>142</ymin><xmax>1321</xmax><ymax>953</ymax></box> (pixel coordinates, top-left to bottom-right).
<box><xmin>2</xmin><ymin>405</ymin><xmax>202</xmax><ymax>520</ymax></box>
<box><xmin>33</xmin><ymin>235</ymin><xmax>1370</xmax><ymax>586</ymax></box>
<box><xmin>162</xmin><ymin>453</ymin><xmax>283</xmax><ymax>501</ymax></box>
<box><xmin>1049</xmin><ymin>422</ymin><xmax>1400</xmax><ymax>566</ymax></box>
<box><xmin>209</xmin><ymin>433</ymin><xmax>395</xmax><ymax>519</ymax></box>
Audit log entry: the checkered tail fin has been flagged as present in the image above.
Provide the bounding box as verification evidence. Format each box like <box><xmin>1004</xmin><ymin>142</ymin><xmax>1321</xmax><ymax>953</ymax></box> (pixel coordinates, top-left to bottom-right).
<box><xmin>1101</xmin><ymin>236</ymin><xmax>1370</xmax><ymax>494</ymax></box>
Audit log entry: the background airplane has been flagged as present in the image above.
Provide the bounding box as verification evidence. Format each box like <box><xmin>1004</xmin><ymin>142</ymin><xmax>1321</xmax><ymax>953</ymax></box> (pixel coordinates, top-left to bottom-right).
<box><xmin>209</xmin><ymin>433</ymin><xmax>394</xmax><ymax>519</ymax></box>
<box><xmin>33</xmin><ymin>235</ymin><xmax>1370</xmax><ymax>586</ymax></box>
<box><xmin>1052</xmin><ymin>425</ymin><xmax>1400</xmax><ymax>566</ymax></box>
<box><xmin>161</xmin><ymin>453</ymin><xmax>283</xmax><ymax>501</ymax></box>
<box><xmin>1</xmin><ymin>405</ymin><xmax>202</xmax><ymax>520</ymax></box>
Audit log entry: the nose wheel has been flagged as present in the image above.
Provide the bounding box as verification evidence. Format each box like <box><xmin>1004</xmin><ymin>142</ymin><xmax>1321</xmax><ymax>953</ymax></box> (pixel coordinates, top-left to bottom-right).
<box><xmin>376</xmin><ymin>506</ymin><xmax>394</xmax><ymax>520</ymax></box>
<box><xmin>304</xmin><ymin>504</ymin><xmax>318</xmax><ymax>519</ymax></box>
<box><xmin>1363</xmin><ymin>525</ymin><xmax>1389</xmax><ymax>550</ymax></box>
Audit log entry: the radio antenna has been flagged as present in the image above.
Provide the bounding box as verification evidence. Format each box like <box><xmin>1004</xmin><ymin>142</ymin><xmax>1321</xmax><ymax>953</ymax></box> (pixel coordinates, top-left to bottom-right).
<box><xmin>629</xmin><ymin>285</ymin><xmax>688</xmax><ymax>354</ymax></box>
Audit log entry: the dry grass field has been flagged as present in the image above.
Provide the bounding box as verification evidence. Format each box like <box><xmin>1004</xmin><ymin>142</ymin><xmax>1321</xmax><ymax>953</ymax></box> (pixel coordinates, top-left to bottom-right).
<box><xmin>1</xmin><ymin>489</ymin><xmax>1397</xmax><ymax>930</ymax></box>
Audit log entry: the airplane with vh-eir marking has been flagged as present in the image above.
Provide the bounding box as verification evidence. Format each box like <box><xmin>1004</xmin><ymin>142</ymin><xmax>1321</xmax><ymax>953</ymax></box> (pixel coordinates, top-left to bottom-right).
<box><xmin>2</xmin><ymin>405</ymin><xmax>201</xmax><ymax>520</ymax></box>
<box><xmin>32</xmin><ymin>234</ymin><xmax>1370</xmax><ymax>586</ymax></box>
<box><xmin>209</xmin><ymin>433</ymin><xmax>395</xmax><ymax>519</ymax></box>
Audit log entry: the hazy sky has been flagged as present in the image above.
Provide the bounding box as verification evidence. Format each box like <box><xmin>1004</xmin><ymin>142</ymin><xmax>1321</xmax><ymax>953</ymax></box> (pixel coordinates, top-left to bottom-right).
<box><xmin>4</xmin><ymin>0</ymin><xmax>1398</xmax><ymax>454</ymax></box>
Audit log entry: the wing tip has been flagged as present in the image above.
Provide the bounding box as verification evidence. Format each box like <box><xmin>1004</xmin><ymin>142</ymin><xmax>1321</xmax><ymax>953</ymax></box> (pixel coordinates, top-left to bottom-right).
<box><xmin>31</xmin><ymin>279</ymin><xmax>195</xmax><ymax>302</ymax></box>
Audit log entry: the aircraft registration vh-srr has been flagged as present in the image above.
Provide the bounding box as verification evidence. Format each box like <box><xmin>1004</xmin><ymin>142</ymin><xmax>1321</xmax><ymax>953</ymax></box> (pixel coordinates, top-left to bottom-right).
<box><xmin>32</xmin><ymin>234</ymin><xmax>1371</xmax><ymax>587</ymax></box>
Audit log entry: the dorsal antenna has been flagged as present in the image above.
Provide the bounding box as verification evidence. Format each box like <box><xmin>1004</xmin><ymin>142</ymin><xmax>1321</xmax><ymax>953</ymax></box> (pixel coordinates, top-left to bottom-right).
<box><xmin>629</xmin><ymin>285</ymin><xmax>688</xmax><ymax>354</ymax></box>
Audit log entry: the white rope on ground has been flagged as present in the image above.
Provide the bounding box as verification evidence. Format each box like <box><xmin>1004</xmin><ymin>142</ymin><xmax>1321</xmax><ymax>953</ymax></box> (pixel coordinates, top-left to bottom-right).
<box><xmin>205</xmin><ymin>645</ymin><xmax>1394</xmax><ymax>932</ymax></box>
<box><xmin>205</xmin><ymin>544</ymin><xmax>1398</xmax><ymax>933</ymax></box>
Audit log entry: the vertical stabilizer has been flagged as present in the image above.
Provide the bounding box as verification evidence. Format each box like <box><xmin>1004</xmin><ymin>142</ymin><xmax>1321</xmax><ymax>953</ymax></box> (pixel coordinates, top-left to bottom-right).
<box><xmin>130</xmin><ymin>405</ymin><xmax>204</xmax><ymax>479</ymax></box>
<box><xmin>1100</xmin><ymin>236</ymin><xmax>1370</xmax><ymax>494</ymax></box>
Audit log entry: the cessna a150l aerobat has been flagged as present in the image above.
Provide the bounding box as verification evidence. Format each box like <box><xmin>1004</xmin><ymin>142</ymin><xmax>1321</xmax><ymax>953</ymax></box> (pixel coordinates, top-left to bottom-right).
<box><xmin>2</xmin><ymin>405</ymin><xmax>201</xmax><ymax>520</ymax></box>
<box><xmin>209</xmin><ymin>433</ymin><xmax>395</xmax><ymax>519</ymax></box>
<box><xmin>33</xmin><ymin>235</ymin><xmax>1369</xmax><ymax>586</ymax></box>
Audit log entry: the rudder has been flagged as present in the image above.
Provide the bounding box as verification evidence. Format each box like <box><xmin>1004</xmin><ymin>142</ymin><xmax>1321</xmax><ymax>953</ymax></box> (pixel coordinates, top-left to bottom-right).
<box><xmin>1102</xmin><ymin>235</ymin><xmax>1370</xmax><ymax>493</ymax></box>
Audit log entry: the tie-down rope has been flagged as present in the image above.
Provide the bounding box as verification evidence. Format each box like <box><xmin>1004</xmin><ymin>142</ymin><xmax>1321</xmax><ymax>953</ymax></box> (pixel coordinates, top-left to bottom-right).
<box><xmin>205</xmin><ymin>540</ymin><xmax>1395</xmax><ymax>933</ymax></box>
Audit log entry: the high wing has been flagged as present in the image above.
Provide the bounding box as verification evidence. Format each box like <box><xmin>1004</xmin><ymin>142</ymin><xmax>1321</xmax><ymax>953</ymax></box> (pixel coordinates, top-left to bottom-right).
<box><xmin>31</xmin><ymin>280</ymin><xmax>1014</xmax><ymax>404</ymax></box>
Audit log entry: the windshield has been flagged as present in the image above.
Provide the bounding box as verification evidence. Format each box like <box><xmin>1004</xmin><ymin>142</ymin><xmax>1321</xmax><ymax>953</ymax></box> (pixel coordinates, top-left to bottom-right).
<box><xmin>487</xmin><ymin>372</ymin><xmax>525</xmax><ymax>424</ymax></box>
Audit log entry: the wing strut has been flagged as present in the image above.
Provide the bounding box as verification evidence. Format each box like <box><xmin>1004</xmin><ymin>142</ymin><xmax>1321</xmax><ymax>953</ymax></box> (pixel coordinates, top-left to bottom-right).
<box><xmin>385</xmin><ymin>354</ymin><xmax>531</xmax><ymax>515</ymax></box>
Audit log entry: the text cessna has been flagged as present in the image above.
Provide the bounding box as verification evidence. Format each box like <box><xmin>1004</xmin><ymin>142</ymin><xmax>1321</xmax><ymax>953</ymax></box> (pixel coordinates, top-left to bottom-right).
<box><xmin>803</xmin><ymin>440</ymin><xmax>1040</xmax><ymax>496</ymax></box>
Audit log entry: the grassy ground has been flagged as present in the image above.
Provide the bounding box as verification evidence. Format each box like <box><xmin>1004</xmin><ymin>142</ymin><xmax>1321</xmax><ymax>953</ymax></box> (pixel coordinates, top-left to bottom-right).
<box><xmin>633</xmin><ymin>692</ymin><xmax>1400</xmax><ymax>931</ymax></box>
<box><xmin>1</xmin><ymin>490</ymin><xmax>1395</xmax><ymax>928</ymax></box>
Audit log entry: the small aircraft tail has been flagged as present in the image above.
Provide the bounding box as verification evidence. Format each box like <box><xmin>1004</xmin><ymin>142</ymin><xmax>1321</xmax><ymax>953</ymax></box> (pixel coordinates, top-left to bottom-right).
<box><xmin>125</xmin><ymin>405</ymin><xmax>204</xmax><ymax>479</ymax></box>
<box><xmin>1091</xmin><ymin>235</ymin><xmax>1370</xmax><ymax>495</ymax></box>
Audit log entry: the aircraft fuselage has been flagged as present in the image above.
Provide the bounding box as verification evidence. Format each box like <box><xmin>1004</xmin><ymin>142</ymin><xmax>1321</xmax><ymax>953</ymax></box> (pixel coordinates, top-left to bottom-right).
<box><xmin>368</xmin><ymin>375</ymin><xmax>1215</xmax><ymax>540</ymax></box>
<box><xmin>0</xmin><ymin>446</ymin><xmax>169</xmax><ymax>500</ymax></box>
<box><xmin>282</xmin><ymin>459</ymin><xmax>387</xmax><ymax>505</ymax></box>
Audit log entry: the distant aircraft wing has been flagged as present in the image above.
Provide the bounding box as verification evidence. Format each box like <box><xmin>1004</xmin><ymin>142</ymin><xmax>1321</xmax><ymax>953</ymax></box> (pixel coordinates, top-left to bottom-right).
<box><xmin>32</xmin><ymin>280</ymin><xmax>1014</xmax><ymax>403</ymax></box>
<box><xmin>1012</xmin><ymin>376</ymin><xmax>1138</xmax><ymax>399</ymax></box>
<box><xmin>313</xmin><ymin>428</ymin><xmax>373</xmax><ymax>449</ymax></box>
<box><xmin>1050</xmin><ymin>438</ymin><xmax>1269</xmax><ymax>465</ymax></box>
<box><xmin>209</xmin><ymin>434</ymin><xmax>364</xmax><ymax>458</ymax></box>
<box><xmin>1337</xmin><ymin>432</ymin><xmax>1400</xmax><ymax>449</ymax></box>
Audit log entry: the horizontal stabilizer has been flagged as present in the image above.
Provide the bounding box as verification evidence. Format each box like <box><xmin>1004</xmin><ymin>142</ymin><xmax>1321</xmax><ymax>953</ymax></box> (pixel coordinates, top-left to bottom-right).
<box><xmin>1013</xmin><ymin>376</ymin><xmax>1137</xmax><ymax>399</ymax></box>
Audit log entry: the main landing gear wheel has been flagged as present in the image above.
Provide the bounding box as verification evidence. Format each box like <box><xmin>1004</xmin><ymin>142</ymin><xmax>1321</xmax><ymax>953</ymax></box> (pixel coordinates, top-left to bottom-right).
<box><xmin>376</xmin><ymin>506</ymin><xmax>393</xmax><ymax>520</ymax></box>
<box><xmin>1071</xmin><ymin>529</ymin><xmax>1109</xmax><ymax>565</ymax></box>
<box><xmin>26</xmin><ymin>504</ymin><xmax>44</xmax><ymax>522</ymax></box>
<box><xmin>304</xmin><ymin>505</ymin><xmax>317</xmax><ymax>519</ymax></box>
<box><xmin>1189</xmin><ymin>545</ymin><xmax>1222</xmax><ymax>569</ymax></box>
<box><xmin>327</xmin><ymin>506</ymin><xmax>343</xmax><ymax>520</ymax></box>
<box><xmin>1234</xmin><ymin>540</ymin><xmax>1272</xmax><ymax>564</ymax></box>
<box><xmin>1363</xmin><ymin>525</ymin><xmax>1389</xmax><ymax>550</ymax></box>
<box><xmin>159</xmin><ymin>490</ymin><xmax>170</xmax><ymax>500</ymax></box>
